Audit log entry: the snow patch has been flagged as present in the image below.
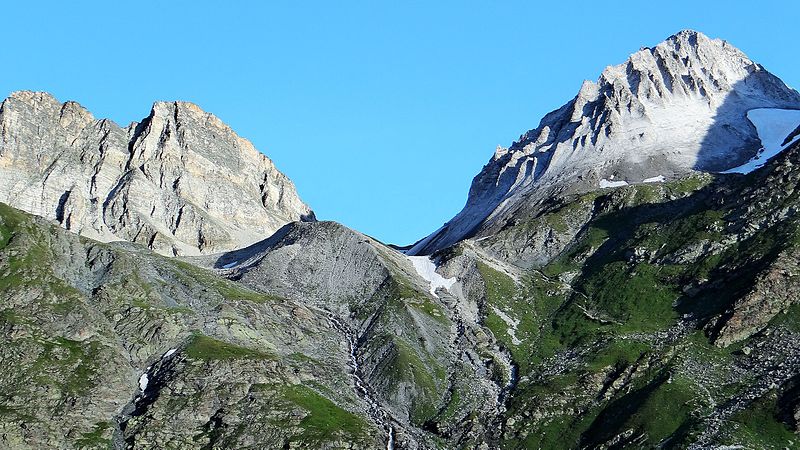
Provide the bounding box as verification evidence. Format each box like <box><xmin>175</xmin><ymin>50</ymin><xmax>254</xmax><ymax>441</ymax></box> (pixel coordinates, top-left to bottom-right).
<box><xmin>599</xmin><ymin>178</ymin><xmax>629</xmax><ymax>188</ymax></box>
<box><xmin>406</xmin><ymin>256</ymin><xmax>456</xmax><ymax>298</ymax></box>
<box><xmin>643</xmin><ymin>175</ymin><xmax>666</xmax><ymax>183</ymax></box>
<box><xmin>723</xmin><ymin>108</ymin><xmax>800</xmax><ymax>174</ymax></box>
<box><xmin>222</xmin><ymin>260</ymin><xmax>239</xmax><ymax>269</ymax></box>
<box><xmin>489</xmin><ymin>305</ymin><xmax>522</xmax><ymax>345</ymax></box>
<box><xmin>138</xmin><ymin>372</ymin><xmax>149</xmax><ymax>391</ymax></box>
<box><xmin>163</xmin><ymin>348</ymin><xmax>177</xmax><ymax>358</ymax></box>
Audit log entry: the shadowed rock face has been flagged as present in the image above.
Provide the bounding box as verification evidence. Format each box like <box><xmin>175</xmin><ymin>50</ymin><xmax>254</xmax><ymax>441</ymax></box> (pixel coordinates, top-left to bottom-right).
<box><xmin>0</xmin><ymin>91</ymin><xmax>314</xmax><ymax>256</ymax></box>
<box><xmin>410</xmin><ymin>30</ymin><xmax>800</xmax><ymax>255</ymax></box>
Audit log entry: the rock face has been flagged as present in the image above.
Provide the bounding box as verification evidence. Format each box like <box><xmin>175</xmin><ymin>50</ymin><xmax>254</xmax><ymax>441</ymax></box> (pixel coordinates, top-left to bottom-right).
<box><xmin>0</xmin><ymin>91</ymin><xmax>314</xmax><ymax>256</ymax></box>
<box><xmin>410</xmin><ymin>30</ymin><xmax>800</xmax><ymax>255</ymax></box>
<box><xmin>0</xmin><ymin>202</ymin><xmax>381</xmax><ymax>449</ymax></box>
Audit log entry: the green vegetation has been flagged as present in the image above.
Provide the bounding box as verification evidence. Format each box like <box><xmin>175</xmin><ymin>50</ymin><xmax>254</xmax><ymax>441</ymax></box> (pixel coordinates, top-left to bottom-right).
<box><xmin>477</xmin><ymin>262</ymin><xmax>573</xmax><ymax>369</ymax></box>
<box><xmin>724</xmin><ymin>393</ymin><xmax>798</xmax><ymax>448</ymax></box>
<box><xmin>539</xmin><ymin>194</ymin><xmax>597</xmax><ymax>234</ymax></box>
<box><xmin>581</xmin><ymin>374</ymin><xmax>699</xmax><ymax>447</ymax></box>
<box><xmin>437</xmin><ymin>387</ymin><xmax>462</xmax><ymax>423</ymax></box>
<box><xmin>386</xmin><ymin>276</ymin><xmax>449</xmax><ymax>324</ymax></box>
<box><xmin>185</xmin><ymin>334</ymin><xmax>273</xmax><ymax>361</ymax></box>
<box><xmin>585</xmin><ymin>339</ymin><xmax>651</xmax><ymax>371</ymax></box>
<box><xmin>75</xmin><ymin>421</ymin><xmax>112</xmax><ymax>449</ymax></box>
<box><xmin>665</xmin><ymin>173</ymin><xmax>714</xmax><ymax>194</ymax></box>
<box><xmin>0</xmin><ymin>336</ymin><xmax>105</xmax><ymax>399</ymax></box>
<box><xmin>170</xmin><ymin>259</ymin><xmax>284</xmax><ymax>304</ymax></box>
<box><xmin>389</xmin><ymin>337</ymin><xmax>446</xmax><ymax>424</ymax></box>
<box><xmin>0</xmin><ymin>203</ymin><xmax>27</xmax><ymax>249</ymax></box>
<box><xmin>555</xmin><ymin>262</ymin><xmax>681</xmax><ymax>340</ymax></box>
<box><xmin>281</xmin><ymin>384</ymin><xmax>369</xmax><ymax>443</ymax></box>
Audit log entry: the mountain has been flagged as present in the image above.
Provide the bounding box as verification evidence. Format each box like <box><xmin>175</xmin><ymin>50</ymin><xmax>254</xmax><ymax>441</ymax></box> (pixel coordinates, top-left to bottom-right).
<box><xmin>3</xmin><ymin>29</ymin><xmax>800</xmax><ymax>450</ymax></box>
<box><xmin>0</xmin><ymin>91</ymin><xmax>314</xmax><ymax>256</ymax></box>
<box><xmin>5</xmin><ymin>136</ymin><xmax>800</xmax><ymax>448</ymax></box>
<box><xmin>409</xmin><ymin>30</ymin><xmax>800</xmax><ymax>256</ymax></box>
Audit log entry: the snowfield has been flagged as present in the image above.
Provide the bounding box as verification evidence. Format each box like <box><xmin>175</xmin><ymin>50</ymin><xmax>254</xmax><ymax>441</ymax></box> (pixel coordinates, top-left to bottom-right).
<box><xmin>599</xmin><ymin>178</ymin><xmax>629</xmax><ymax>188</ymax></box>
<box><xmin>407</xmin><ymin>255</ymin><xmax>456</xmax><ymax>297</ymax></box>
<box><xmin>723</xmin><ymin>108</ymin><xmax>800</xmax><ymax>174</ymax></box>
<box><xmin>643</xmin><ymin>175</ymin><xmax>666</xmax><ymax>183</ymax></box>
<box><xmin>139</xmin><ymin>373</ymin><xmax>149</xmax><ymax>391</ymax></box>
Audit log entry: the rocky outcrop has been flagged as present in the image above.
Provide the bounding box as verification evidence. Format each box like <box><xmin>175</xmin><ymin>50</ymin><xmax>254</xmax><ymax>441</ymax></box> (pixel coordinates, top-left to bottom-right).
<box><xmin>0</xmin><ymin>91</ymin><xmax>314</xmax><ymax>256</ymax></box>
<box><xmin>195</xmin><ymin>221</ymin><xmax>511</xmax><ymax>446</ymax></box>
<box><xmin>0</xmin><ymin>202</ymin><xmax>370</xmax><ymax>449</ymax></box>
<box><xmin>410</xmin><ymin>30</ymin><xmax>800</xmax><ymax>255</ymax></box>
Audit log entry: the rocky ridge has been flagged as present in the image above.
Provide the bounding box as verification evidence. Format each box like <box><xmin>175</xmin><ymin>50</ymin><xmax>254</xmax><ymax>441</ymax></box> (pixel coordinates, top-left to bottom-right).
<box><xmin>410</xmin><ymin>30</ymin><xmax>800</xmax><ymax>255</ymax></box>
<box><xmin>0</xmin><ymin>91</ymin><xmax>314</xmax><ymax>256</ymax></box>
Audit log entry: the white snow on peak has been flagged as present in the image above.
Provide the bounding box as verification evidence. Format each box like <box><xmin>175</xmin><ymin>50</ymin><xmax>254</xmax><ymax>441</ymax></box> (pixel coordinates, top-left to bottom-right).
<box><xmin>163</xmin><ymin>348</ymin><xmax>177</xmax><ymax>358</ymax></box>
<box><xmin>139</xmin><ymin>372</ymin><xmax>149</xmax><ymax>391</ymax></box>
<box><xmin>723</xmin><ymin>108</ymin><xmax>800</xmax><ymax>174</ymax></box>
<box><xmin>599</xmin><ymin>178</ymin><xmax>629</xmax><ymax>188</ymax></box>
<box><xmin>643</xmin><ymin>175</ymin><xmax>666</xmax><ymax>183</ymax></box>
<box><xmin>407</xmin><ymin>255</ymin><xmax>456</xmax><ymax>298</ymax></box>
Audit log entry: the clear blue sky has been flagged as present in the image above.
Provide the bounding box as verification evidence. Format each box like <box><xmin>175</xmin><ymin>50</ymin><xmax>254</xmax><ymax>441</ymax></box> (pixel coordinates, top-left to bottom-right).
<box><xmin>3</xmin><ymin>1</ymin><xmax>799</xmax><ymax>244</ymax></box>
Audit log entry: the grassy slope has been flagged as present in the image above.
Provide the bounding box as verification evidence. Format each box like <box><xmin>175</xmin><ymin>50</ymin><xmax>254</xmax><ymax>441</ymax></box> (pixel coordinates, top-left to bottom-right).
<box><xmin>0</xmin><ymin>202</ymin><xmax>379</xmax><ymax>448</ymax></box>
<box><xmin>472</xmin><ymin>175</ymin><xmax>800</xmax><ymax>448</ymax></box>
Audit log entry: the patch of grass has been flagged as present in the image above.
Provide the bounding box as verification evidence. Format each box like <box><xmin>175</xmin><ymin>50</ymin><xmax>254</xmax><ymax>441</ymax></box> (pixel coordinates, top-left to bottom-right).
<box><xmin>75</xmin><ymin>421</ymin><xmax>112</xmax><ymax>449</ymax></box>
<box><xmin>185</xmin><ymin>334</ymin><xmax>273</xmax><ymax>361</ymax></box>
<box><xmin>582</xmin><ymin>263</ymin><xmax>679</xmax><ymax>327</ymax></box>
<box><xmin>0</xmin><ymin>203</ymin><xmax>28</xmax><ymax>250</ymax></box>
<box><xmin>539</xmin><ymin>197</ymin><xmax>595</xmax><ymax>234</ymax></box>
<box><xmin>388</xmin><ymin>277</ymin><xmax>449</xmax><ymax>324</ymax></box>
<box><xmin>543</xmin><ymin>226</ymin><xmax>610</xmax><ymax>277</ymax></box>
<box><xmin>282</xmin><ymin>384</ymin><xmax>369</xmax><ymax>444</ymax></box>
<box><xmin>636</xmin><ymin>209</ymin><xmax>726</xmax><ymax>256</ymax></box>
<box><xmin>666</xmin><ymin>173</ymin><xmax>714</xmax><ymax>194</ymax></box>
<box><xmin>392</xmin><ymin>338</ymin><xmax>445</xmax><ymax>424</ymax></box>
<box><xmin>437</xmin><ymin>388</ymin><xmax>462</xmax><ymax>423</ymax></box>
<box><xmin>724</xmin><ymin>392</ymin><xmax>798</xmax><ymax>448</ymax></box>
<box><xmin>170</xmin><ymin>260</ymin><xmax>282</xmax><ymax>304</ymax></box>
<box><xmin>580</xmin><ymin>373</ymin><xmax>699</xmax><ymax>447</ymax></box>
<box><xmin>477</xmin><ymin>263</ymin><xmax>517</xmax><ymax>307</ymax></box>
<box><xmin>364</xmin><ymin>331</ymin><xmax>446</xmax><ymax>426</ymax></box>
<box><xmin>770</xmin><ymin>303</ymin><xmax>800</xmax><ymax>333</ymax></box>
<box><xmin>586</xmin><ymin>340</ymin><xmax>651</xmax><ymax>372</ymax></box>
<box><xmin>517</xmin><ymin>413</ymin><xmax>594</xmax><ymax>450</ymax></box>
<box><xmin>3</xmin><ymin>337</ymin><xmax>106</xmax><ymax>397</ymax></box>
<box><xmin>0</xmin><ymin>309</ymin><xmax>29</xmax><ymax>325</ymax></box>
<box><xmin>477</xmin><ymin>263</ymin><xmax>569</xmax><ymax>370</ymax></box>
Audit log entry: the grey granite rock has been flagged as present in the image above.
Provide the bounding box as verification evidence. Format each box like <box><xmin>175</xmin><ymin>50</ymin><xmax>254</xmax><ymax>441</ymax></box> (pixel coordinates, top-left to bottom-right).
<box><xmin>0</xmin><ymin>91</ymin><xmax>314</xmax><ymax>256</ymax></box>
<box><xmin>410</xmin><ymin>30</ymin><xmax>800</xmax><ymax>255</ymax></box>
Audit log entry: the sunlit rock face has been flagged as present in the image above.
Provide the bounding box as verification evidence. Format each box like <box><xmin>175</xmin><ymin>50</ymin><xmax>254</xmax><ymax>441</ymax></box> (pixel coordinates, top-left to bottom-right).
<box><xmin>410</xmin><ymin>30</ymin><xmax>800</xmax><ymax>255</ymax></box>
<box><xmin>0</xmin><ymin>91</ymin><xmax>314</xmax><ymax>255</ymax></box>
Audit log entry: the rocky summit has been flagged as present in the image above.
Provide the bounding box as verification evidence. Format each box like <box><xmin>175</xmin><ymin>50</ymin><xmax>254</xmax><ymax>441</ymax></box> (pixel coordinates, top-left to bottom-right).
<box><xmin>0</xmin><ymin>91</ymin><xmax>314</xmax><ymax>256</ymax></box>
<box><xmin>409</xmin><ymin>30</ymin><xmax>800</xmax><ymax>256</ymax></box>
<box><xmin>2</xmin><ymin>30</ymin><xmax>800</xmax><ymax>450</ymax></box>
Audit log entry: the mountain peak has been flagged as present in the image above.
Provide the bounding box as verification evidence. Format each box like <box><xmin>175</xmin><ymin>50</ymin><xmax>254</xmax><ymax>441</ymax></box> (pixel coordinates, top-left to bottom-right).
<box><xmin>148</xmin><ymin>100</ymin><xmax>223</xmax><ymax>124</ymax></box>
<box><xmin>666</xmin><ymin>28</ymin><xmax>707</xmax><ymax>42</ymax></box>
<box><xmin>0</xmin><ymin>91</ymin><xmax>314</xmax><ymax>256</ymax></box>
<box><xmin>410</xmin><ymin>31</ymin><xmax>800</xmax><ymax>255</ymax></box>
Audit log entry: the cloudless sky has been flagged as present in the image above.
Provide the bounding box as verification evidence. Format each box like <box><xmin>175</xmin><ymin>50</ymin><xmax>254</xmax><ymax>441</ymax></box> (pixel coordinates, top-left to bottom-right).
<box><xmin>3</xmin><ymin>1</ymin><xmax>800</xmax><ymax>244</ymax></box>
